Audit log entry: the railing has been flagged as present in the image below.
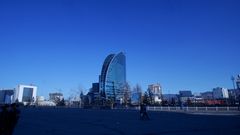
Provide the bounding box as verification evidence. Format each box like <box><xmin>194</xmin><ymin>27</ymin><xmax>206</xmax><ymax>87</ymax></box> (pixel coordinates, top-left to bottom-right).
<box><xmin>144</xmin><ymin>106</ymin><xmax>240</xmax><ymax>112</ymax></box>
<box><xmin>23</xmin><ymin>105</ymin><xmax>240</xmax><ymax>112</ymax></box>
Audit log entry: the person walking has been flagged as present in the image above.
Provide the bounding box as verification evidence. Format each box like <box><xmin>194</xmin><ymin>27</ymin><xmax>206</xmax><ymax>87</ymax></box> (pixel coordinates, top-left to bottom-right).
<box><xmin>140</xmin><ymin>104</ymin><xmax>150</xmax><ymax>120</ymax></box>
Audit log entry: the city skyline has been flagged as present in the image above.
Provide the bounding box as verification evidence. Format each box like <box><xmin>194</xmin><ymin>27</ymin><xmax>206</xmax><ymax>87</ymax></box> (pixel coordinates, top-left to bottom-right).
<box><xmin>0</xmin><ymin>0</ymin><xmax>240</xmax><ymax>98</ymax></box>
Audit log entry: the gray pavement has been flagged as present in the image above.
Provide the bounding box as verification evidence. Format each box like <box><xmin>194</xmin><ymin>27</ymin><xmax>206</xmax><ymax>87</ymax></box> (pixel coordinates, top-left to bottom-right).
<box><xmin>14</xmin><ymin>108</ymin><xmax>240</xmax><ymax>135</ymax></box>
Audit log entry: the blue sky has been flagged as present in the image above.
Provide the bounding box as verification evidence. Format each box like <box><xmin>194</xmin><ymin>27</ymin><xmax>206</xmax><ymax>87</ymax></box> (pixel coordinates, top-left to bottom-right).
<box><xmin>0</xmin><ymin>0</ymin><xmax>240</xmax><ymax>98</ymax></box>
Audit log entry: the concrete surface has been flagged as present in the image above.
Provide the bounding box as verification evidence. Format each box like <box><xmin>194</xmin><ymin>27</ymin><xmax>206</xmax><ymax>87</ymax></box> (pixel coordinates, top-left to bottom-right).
<box><xmin>14</xmin><ymin>108</ymin><xmax>240</xmax><ymax>135</ymax></box>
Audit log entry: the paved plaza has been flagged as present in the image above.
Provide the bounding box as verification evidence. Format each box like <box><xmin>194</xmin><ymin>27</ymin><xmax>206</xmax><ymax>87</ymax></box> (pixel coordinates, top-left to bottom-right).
<box><xmin>14</xmin><ymin>108</ymin><xmax>240</xmax><ymax>135</ymax></box>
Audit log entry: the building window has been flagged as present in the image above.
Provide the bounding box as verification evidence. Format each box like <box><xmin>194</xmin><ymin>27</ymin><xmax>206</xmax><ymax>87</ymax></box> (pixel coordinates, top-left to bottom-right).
<box><xmin>22</xmin><ymin>87</ymin><xmax>33</xmax><ymax>102</ymax></box>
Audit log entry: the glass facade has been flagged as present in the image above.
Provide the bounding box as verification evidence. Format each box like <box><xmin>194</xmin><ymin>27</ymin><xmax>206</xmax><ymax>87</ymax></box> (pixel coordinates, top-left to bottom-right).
<box><xmin>236</xmin><ymin>75</ymin><xmax>240</xmax><ymax>89</ymax></box>
<box><xmin>237</xmin><ymin>81</ymin><xmax>240</xmax><ymax>89</ymax></box>
<box><xmin>100</xmin><ymin>52</ymin><xmax>126</xmax><ymax>101</ymax></box>
<box><xmin>22</xmin><ymin>87</ymin><xmax>33</xmax><ymax>102</ymax></box>
<box><xmin>0</xmin><ymin>90</ymin><xmax>14</xmax><ymax>103</ymax></box>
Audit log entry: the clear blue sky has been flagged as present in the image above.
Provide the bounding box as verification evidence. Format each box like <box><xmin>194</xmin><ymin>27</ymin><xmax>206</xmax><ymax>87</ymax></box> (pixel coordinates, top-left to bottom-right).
<box><xmin>0</xmin><ymin>0</ymin><xmax>239</xmax><ymax>98</ymax></box>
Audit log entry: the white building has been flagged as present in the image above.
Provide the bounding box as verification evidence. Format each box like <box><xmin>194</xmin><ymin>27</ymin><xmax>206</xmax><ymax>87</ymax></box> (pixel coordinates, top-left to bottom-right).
<box><xmin>49</xmin><ymin>93</ymin><xmax>63</xmax><ymax>102</ymax></box>
<box><xmin>35</xmin><ymin>96</ymin><xmax>56</xmax><ymax>106</ymax></box>
<box><xmin>37</xmin><ymin>100</ymin><xmax>56</xmax><ymax>106</ymax></box>
<box><xmin>213</xmin><ymin>87</ymin><xmax>229</xmax><ymax>99</ymax></box>
<box><xmin>36</xmin><ymin>96</ymin><xmax>45</xmax><ymax>102</ymax></box>
<box><xmin>147</xmin><ymin>83</ymin><xmax>162</xmax><ymax>103</ymax></box>
<box><xmin>14</xmin><ymin>84</ymin><xmax>37</xmax><ymax>104</ymax></box>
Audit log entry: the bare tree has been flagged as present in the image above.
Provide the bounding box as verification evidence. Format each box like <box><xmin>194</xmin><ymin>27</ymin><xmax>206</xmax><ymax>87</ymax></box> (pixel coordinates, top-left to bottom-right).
<box><xmin>77</xmin><ymin>85</ymin><xmax>85</xmax><ymax>95</ymax></box>
<box><xmin>69</xmin><ymin>85</ymin><xmax>85</xmax><ymax>97</ymax></box>
<box><xmin>133</xmin><ymin>84</ymin><xmax>143</xmax><ymax>105</ymax></box>
<box><xmin>68</xmin><ymin>85</ymin><xmax>85</xmax><ymax>107</ymax></box>
<box><xmin>143</xmin><ymin>91</ymin><xmax>150</xmax><ymax>105</ymax></box>
<box><xmin>68</xmin><ymin>89</ymin><xmax>76</xmax><ymax>101</ymax></box>
<box><xmin>147</xmin><ymin>88</ymin><xmax>154</xmax><ymax>105</ymax></box>
<box><xmin>122</xmin><ymin>82</ymin><xmax>131</xmax><ymax>106</ymax></box>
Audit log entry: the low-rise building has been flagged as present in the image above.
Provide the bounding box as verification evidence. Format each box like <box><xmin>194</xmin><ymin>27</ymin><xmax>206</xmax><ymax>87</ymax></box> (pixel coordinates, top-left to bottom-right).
<box><xmin>179</xmin><ymin>90</ymin><xmax>193</xmax><ymax>104</ymax></box>
<box><xmin>49</xmin><ymin>92</ymin><xmax>64</xmax><ymax>103</ymax></box>
<box><xmin>14</xmin><ymin>84</ymin><xmax>37</xmax><ymax>105</ymax></box>
<box><xmin>201</xmin><ymin>91</ymin><xmax>213</xmax><ymax>100</ymax></box>
<box><xmin>212</xmin><ymin>87</ymin><xmax>229</xmax><ymax>99</ymax></box>
<box><xmin>147</xmin><ymin>83</ymin><xmax>162</xmax><ymax>104</ymax></box>
<box><xmin>0</xmin><ymin>89</ymin><xmax>15</xmax><ymax>104</ymax></box>
<box><xmin>36</xmin><ymin>96</ymin><xmax>56</xmax><ymax>106</ymax></box>
<box><xmin>179</xmin><ymin>90</ymin><xmax>192</xmax><ymax>97</ymax></box>
<box><xmin>88</xmin><ymin>83</ymin><xmax>101</xmax><ymax>105</ymax></box>
<box><xmin>162</xmin><ymin>94</ymin><xmax>178</xmax><ymax>105</ymax></box>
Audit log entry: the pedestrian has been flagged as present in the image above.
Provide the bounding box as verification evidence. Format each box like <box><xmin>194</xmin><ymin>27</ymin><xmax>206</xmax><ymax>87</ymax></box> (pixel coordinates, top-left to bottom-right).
<box><xmin>140</xmin><ymin>104</ymin><xmax>150</xmax><ymax>120</ymax></box>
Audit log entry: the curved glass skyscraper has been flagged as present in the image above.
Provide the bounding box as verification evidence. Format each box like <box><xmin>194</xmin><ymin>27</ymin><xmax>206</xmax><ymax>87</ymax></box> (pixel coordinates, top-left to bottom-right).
<box><xmin>99</xmin><ymin>52</ymin><xmax>126</xmax><ymax>101</ymax></box>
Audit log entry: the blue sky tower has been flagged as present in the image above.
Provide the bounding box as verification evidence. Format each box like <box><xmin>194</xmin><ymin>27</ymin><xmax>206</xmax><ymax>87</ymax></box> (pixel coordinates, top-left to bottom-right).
<box><xmin>99</xmin><ymin>52</ymin><xmax>126</xmax><ymax>101</ymax></box>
